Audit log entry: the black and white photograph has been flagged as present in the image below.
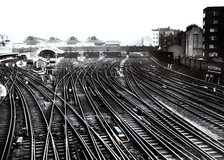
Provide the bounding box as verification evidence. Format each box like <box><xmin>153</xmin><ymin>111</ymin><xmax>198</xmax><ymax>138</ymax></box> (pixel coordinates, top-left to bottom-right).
<box><xmin>0</xmin><ymin>0</ymin><xmax>224</xmax><ymax>159</ymax></box>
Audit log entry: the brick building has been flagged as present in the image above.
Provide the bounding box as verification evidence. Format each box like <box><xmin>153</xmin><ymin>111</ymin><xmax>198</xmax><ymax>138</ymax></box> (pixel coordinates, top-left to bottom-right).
<box><xmin>203</xmin><ymin>6</ymin><xmax>224</xmax><ymax>61</ymax></box>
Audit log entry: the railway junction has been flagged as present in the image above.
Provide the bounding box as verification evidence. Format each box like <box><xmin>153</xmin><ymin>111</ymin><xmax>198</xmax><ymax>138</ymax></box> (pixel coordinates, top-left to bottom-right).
<box><xmin>0</xmin><ymin>53</ymin><xmax>224</xmax><ymax>160</ymax></box>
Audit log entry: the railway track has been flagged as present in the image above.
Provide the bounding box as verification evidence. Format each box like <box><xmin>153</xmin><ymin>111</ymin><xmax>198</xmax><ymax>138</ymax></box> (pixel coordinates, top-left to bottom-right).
<box><xmin>96</xmin><ymin>58</ymin><xmax>224</xmax><ymax>159</ymax></box>
<box><xmin>150</xmin><ymin>57</ymin><xmax>224</xmax><ymax>96</ymax></box>
<box><xmin>123</xmin><ymin>58</ymin><xmax>224</xmax><ymax>159</ymax></box>
<box><xmin>89</xmin><ymin>61</ymin><xmax>193</xmax><ymax>159</ymax></box>
<box><xmin>127</xmin><ymin>59</ymin><xmax>224</xmax><ymax>138</ymax></box>
<box><xmin>0</xmin><ymin>66</ymin><xmax>17</xmax><ymax>160</ymax></box>
<box><xmin>1</xmin><ymin>57</ymin><xmax>224</xmax><ymax>159</ymax></box>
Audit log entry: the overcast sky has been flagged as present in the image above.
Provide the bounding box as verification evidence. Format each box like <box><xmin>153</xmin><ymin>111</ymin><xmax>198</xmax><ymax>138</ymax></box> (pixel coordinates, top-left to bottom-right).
<box><xmin>1</xmin><ymin>0</ymin><xmax>223</xmax><ymax>42</ymax></box>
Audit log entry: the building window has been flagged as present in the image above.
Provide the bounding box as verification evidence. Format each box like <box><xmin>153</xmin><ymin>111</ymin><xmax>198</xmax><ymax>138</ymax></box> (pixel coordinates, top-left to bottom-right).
<box><xmin>203</xmin><ymin>13</ymin><xmax>205</xmax><ymax>18</ymax></box>
<box><xmin>209</xmin><ymin>36</ymin><xmax>218</xmax><ymax>41</ymax></box>
<box><xmin>210</xmin><ymin>11</ymin><xmax>219</xmax><ymax>16</ymax></box>
<box><xmin>203</xmin><ymin>45</ymin><xmax>205</xmax><ymax>49</ymax></box>
<box><xmin>209</xmin><ymin>52</ymin><xmax>218</xmax><ymax>57</ymax></box>
<box><xmin>209</xmin><ymin>44</ymin><xmax>215</xmax><ymax>49</ymax></box>
<box><xmin>213</xmin><ymin>19</ymin><xmax>219</xmax><ymax>24</ymax></box>
<box><xmin>209</xmin><ymin>28</ymin><xmax>218</xmax><ymax>32</ymax></box>
<box><xmin>193</xmin><ymin>34</ymin><xmax>198</xmax><ymax>49</ymax></box>
<box><xmin>213</xmin><ymin>11</ymin><xmax>219</xmax><ymax>16</ymax></box>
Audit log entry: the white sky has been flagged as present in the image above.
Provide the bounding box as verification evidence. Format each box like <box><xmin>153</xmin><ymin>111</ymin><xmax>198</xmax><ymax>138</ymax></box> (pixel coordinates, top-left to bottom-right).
<box><xmin>1</xmin><ymin>0</ymin><xmax>223</xmax><ymax>42</ymax></box>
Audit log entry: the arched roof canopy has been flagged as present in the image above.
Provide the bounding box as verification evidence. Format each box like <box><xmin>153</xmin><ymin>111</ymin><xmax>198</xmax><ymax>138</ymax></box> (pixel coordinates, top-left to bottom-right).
<box><xmin>39</xmin><ymin>49</ymin><xmax>56</xmax><ymax>58</ymax></box>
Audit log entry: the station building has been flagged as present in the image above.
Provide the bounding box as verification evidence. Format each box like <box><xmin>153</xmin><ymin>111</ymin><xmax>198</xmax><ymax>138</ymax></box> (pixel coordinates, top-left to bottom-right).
<box><xmin>46</xmin><ymin>37</ymin><xmax>66</xmax><ymax>47</ymax></box>
<box><xmin>23</xmin><ymin>36</ymin><xmax>46</xmax><ymax>46</ymax></box>
<box><xmin>86</xmin><ymin>36</ymin><xmax>105</xmax><ymax>46</ymax></box>
<box><xmin>104</xmin><ymin>41</ymin><xmax>121</xmax><ymax>47</ymax></box>
<box><xmin>67</xmin><ymin>36</ymin><xmax>79</xmax><ymax>46</ymax></box>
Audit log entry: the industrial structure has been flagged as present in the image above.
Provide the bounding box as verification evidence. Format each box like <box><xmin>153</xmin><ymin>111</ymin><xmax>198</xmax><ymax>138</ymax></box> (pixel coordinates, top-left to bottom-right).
<box><xmin>185</xmin><ymin>24</ymin><xmax>203</xmax><ymax>57</ymax></box>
